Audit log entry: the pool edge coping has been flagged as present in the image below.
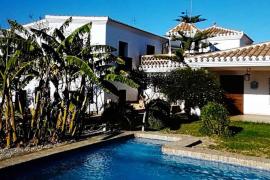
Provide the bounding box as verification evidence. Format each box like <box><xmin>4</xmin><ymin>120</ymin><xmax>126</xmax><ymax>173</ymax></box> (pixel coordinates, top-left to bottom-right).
<box><xmin>0</xmin><ymin>132</ymin><xmax>134</xmax><ymax>171</ymax></box>
<box><xmin>135</xmin><ymin>132</ymin><xmax>270</xmax><ymax>171</ymax></box>
<box><xmin>1</xmin><ymin>132</ymin><xmax>270</xmax><ymax>172</ymax></box>
<box><xmin>162</xmin><ymin>145</ymin><xmax>270</xmax><ymax>171</ymax></box>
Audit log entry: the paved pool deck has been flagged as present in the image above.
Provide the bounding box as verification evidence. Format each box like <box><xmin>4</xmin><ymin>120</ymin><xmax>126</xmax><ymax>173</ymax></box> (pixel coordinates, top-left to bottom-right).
<box><xmin>136</xmin><ymin>132</ymin><xmax>270</xmax><ymax>171</ymax></box>
<box><xmin>230</xmin><ymin>114</ymin><xmax>270</xmax><ymax>124</ymax></box>
<box><xmin>1</xmin><ymin>131</ymin><xmax>270</xmax><ymax>172</ymax></box>
<box><xmin>162</xmin><ymin>145</ymin><xmax>270</xmax><ymax>171</ymax></box>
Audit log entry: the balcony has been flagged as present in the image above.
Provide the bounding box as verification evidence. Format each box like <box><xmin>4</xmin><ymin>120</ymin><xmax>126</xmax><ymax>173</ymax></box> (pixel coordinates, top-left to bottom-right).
<box><xmin>140</xmin><ymin>54</ymin><xmax>185</xmax><ymax>73</ymax></box>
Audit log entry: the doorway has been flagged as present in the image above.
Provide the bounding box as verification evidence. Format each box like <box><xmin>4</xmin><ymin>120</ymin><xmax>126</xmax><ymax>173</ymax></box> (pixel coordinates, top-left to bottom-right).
<box><xmin>220</xmin><ymin>75</ymin><xmax>244</xmax><ymax>115</ymax></box>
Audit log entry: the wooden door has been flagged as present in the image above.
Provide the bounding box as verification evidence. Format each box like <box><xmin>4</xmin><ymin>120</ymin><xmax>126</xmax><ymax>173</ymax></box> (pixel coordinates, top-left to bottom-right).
<box><xmin>220</xmin><ymin>75</ymin><xmax>244</xmax><ymax>115</ymax></box>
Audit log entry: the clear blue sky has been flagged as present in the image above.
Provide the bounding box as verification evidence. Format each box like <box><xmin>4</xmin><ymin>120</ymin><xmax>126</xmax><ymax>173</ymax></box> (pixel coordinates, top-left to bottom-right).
<box><xmin>1</xmin><ymin>0</ymin><xmax>270</xmax><ymax>43</ymax></box>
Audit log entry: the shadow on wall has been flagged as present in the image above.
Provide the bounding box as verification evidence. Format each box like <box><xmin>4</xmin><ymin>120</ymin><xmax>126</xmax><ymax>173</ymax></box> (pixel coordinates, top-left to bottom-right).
<box><xmin>104</xmin><ymin>81</ymin><xmax>138</xmax><ymax>102</ymax></box>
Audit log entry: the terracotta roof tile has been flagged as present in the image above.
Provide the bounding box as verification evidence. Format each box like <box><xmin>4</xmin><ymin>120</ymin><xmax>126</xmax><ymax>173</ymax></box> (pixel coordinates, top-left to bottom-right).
<box><xmin>186</xmin><ymin>42</ymin><xmax>270</xmax><ymax>61</ymax></box>
<box><xmin>235</xmin><ymin>49</ymin><xmax>245</xmax><ymax>57</ymax></box>
<box><xmin>203</xmin><ymin>25</ymin><xmax>243</xmax><ymax>36</ymax></box>
<box><xmin>169</xmin><ymin>22</ymin><xmax>200</xmax><ymax>34</ymax></box>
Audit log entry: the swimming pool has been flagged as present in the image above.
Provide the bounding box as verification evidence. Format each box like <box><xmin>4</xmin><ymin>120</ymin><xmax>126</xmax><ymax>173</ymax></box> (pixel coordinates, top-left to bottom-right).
<box><xmin>1</xmin><ymin>138</ymin><xmax>270</xmax><ymax>179</ymax></box>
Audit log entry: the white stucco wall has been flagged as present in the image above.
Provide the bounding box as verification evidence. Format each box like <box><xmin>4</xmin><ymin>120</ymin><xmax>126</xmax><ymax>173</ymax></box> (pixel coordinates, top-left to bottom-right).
<box><xmin>244</xmin><ymin>71</ymin><xmax>270</xmax><ymax>115</ymax></box>
<box><xmin>104</xmin><ymin>81</ymin><xmax>138</xmax><ymax>102</ymax></box>
<box><xmin>240</xmin><ymin>35</ymin><xmax>253</xmax><ymax>47</ymax></box>
<box><xmin>104</xmin><ymin>20</ymin><xmax>167</xmax><ymax>103</ymax></box>
<box><xmin>213</xmin><ymin>70</ymin><xmax>270</xmax><ymax>116</ymax></box>
<box><xmin>44</xmin><ymin>16</ymin><xmax>107</xmax><ymax>45</ymax></box>
<box><xmin>106</xmin><ymin>21</ymin><xmax>165</xmax><ymax>69</ymax></box>
<box><xmin>41</xmin><ymin>16</ymin><xmax>167</xmax><ymax>67</ymax></box>
<box><xmin>208</xmin><ymin>37</ymin><xmax>241</xmax><ymax>51</ymax></box>
<box><xmin>22</xmin><ymin>15</ymin><xmax>168</xmax><ymax>113</ymax></box>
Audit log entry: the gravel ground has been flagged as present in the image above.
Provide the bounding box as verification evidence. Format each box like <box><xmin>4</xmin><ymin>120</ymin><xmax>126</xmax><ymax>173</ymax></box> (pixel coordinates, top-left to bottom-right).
<box><xmin>0</xmin><ymin>141</ymin><xmax>75</xmax><ymax>161</ymax></box>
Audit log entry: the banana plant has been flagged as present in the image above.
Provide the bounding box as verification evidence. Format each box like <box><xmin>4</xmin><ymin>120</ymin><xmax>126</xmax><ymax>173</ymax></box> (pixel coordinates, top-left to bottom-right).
<box><xmin>44</xmin><ymin>18</ymin><xmax>137</xmax><ymax>137</ymax></box>
<box><xmin>0</xmin><ymin>25</ymin><xmax>36</xmax><ymax>147</ymax></box>
<box><xmin>0</xmin><ymin>17</ymin><xmax>139</xmax><ymax>146</ymax></box>
<box><xmin>5</xmin><ymin>20</ymin><xmax>53</xmax><ymax>145</ymax></box>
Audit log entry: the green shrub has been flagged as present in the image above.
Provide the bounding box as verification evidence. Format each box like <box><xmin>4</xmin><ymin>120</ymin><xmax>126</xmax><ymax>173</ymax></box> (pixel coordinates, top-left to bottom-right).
<box><xmin>146</xmin><ymin>99</ymin><xmax>170</xmax><ymax>130</ymax></box>
<box><xmin>199</xmin><ymin>102</ymin><xmax>231</xmax><ymax>137</ymax></box>
<box><xmin>158</xmin><ymin>68</ymin><xmax>224</xmax><ymax>109</ymax></box>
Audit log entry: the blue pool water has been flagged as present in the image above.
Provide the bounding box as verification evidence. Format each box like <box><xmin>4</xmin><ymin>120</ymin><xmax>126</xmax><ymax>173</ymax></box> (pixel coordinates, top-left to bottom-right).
<box><xmin>2</xmin><ymin>138</ymin><xmax>270</xmax><ymax>180</ymax></box>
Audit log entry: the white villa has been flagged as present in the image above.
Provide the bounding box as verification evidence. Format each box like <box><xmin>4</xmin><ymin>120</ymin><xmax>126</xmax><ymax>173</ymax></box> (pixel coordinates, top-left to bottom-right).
<box><xmin>22</xmin><ymin>15</ymin><xmax>270</xmax><ymax>116</ymax></box>
<box><xmin>25</xmin><ymin>15</ymin><xmax>168</xmax><ymax>69</ymax></box>
<box><xmin>167</xmin><ymin>22</ymin><xmax>253</xmax><ymax>52</ymax></box>
<box><xmin>142</xmin><ymin>21</ymin><xmax>270</xmax><ymax>116</ymax></box>
<box><xmin>23</xmin><ymin>15</ymin><xmax>167</xmax><ymax>112</ymax></box>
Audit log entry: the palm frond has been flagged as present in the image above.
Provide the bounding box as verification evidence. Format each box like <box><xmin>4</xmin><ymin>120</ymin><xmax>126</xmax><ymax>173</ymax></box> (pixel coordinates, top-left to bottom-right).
<box><xmin>6</xmin><ymin>50</ymin><xmax>21</xmax><ymax>70</ymax></box>
<box><xmin>52</xmin><ymin>29</ymin><xmax>65</xmax><ymax>41</ymax></box>
<box><xmin>0</xmin><ymin>71</ymin><xmax>4</xmax><ymax>80</ymax></box>
<box><xmin>59</xmin><ymin>17</ymin><xmax>72</xmax><ymax>33</ymax></box>
<box><xmin>104</xmin><ymin>74</ymin><xmax>138</xmax><ymax>88</ymax></box>
<box><xmin>10</xmin><ymin>61</ymin><xmax>33</xmax><ymax>82</ymax></box>
<box><xmin>41</xmin><ymin>43</ymin><xmax>64</xmax><ymax>66</ymax></box>
<box><xmin>8</xmin><ymin>20</ymin><xmax>32</xmax><ymax>37</ymax></box>
<box><xmin>116</xmin><ymin>57</ymin><xmax>125</xmax><ymax>65</ymax></box>
<box><xmin>64</xmin><ymin>23</ymin><xmax>92</xmax><ymax>45</ymax></box>
<box><xmin>31</xmin><ymin>28</ymin><xmax>59</xmax><ymax>47</ymax></box>
<box><xmin>52</xmin><ymin>17</ymin><xmax>72</xmax><ymax>41</ymax></box>
<box><xmin>56</xmin><ymin>23</ymin><xmax>91</xmax><ymax>53</ymax></box>
<box><xmin>66</xmin><ymin>55</ymin><xmax>98</xmax><ymax>83</ymax></box>
<box><xmin>178</xmin><ymin>15</ymin><xmax>206</xmax><ymax>23</ymax></box>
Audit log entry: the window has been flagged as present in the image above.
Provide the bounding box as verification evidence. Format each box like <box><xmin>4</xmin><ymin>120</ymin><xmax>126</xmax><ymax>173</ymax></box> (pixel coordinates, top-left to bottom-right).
<box><xmin>146</xmin><ymin>45</ymin><xmax>155</xmax><ymax>55</ymax></box>
<box><xmin>119</xmin><ymin>41</ymin><xmax>128</xmax><ymax>57</ymax></box>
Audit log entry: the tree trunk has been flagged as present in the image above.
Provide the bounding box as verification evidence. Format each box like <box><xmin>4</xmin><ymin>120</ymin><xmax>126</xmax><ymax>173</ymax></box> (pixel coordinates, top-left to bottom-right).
<box><xmin>0</xmin><ymin>91</ymin><xmax>6</xmax><ymax>132</ymax></box>
<box><xmin>9</xmin><ymin>91</ymin><xmax>17</xmax><ymax>143</ymax></box>
<box><xmin>0</xmin><ymin>107</ymin><xmax>2</xmax><ymax>131</ymax></box>
<box><xmin>0</xmin><ymin>80</ymin><xmax>7</xmax><ymax>132</ymax></box>
<box><xmin>5</xmin><ymin>95</ymin><xmax>11</xmax><ymax>148</ymax></box>
<box><xmin>69</xmin><ymin>76</ymin><xmax>85</xmax><ymax>134</ymax></box>
<box><xmin>31</xmin><ymin>90</ymin><xmax>41</xmax><ymax>128</ymax></box>
<box><xmin>95</xmin><ymin>87</ymin><xmax>99</xmax><ymax>115</ymax></box>
<box><xmin>61</xmin><ymin>74</ymin><xmax>70</xmax><ymax>133</ymax></box>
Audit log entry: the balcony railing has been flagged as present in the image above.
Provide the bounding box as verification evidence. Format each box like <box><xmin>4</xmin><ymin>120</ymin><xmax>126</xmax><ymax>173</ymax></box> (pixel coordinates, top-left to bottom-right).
<box><xmin>140</xmin><ymin>54</ymin><xmax>185</xmax><ymax>72</ymax></box>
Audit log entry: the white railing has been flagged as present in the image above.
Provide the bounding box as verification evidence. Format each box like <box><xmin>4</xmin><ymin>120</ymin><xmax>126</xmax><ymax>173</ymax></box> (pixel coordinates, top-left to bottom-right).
<box><xmin>140</xmin><ymin>54</ymin><xmax>185</xmax><ymax>72</ymax></box>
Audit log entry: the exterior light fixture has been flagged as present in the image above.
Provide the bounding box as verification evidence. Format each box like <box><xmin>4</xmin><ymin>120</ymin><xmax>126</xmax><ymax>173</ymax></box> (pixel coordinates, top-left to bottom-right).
<box><xmin>244</xmin><ymin>68</ymin><xmax>251</xmax><ymax>81</ymax></box>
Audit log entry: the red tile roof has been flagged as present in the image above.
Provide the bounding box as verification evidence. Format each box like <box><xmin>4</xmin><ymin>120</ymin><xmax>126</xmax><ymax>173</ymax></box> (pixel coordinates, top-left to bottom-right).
<box><xmin>202</xmin><ymin>25</ymin><xmax>243</xmax><ymax>36</ymax></box>
<box><xmin>186</xmin><ymin>42</ymin><xmax>270</xmax><ymax>61</ymax></box>
<box><xmin>168</xmin><ymin>22</ymin><xmax>200</xmax><ymax>34</ymax></box>
<box><xmin>168</xmin><ymin>23</ymin><xmax>251</xmax><ymax>40</ymax></box>
<box><xmin>141</xmin><ymin>42</ymin><xmax>270</xmax><ymax>70</ymax></box>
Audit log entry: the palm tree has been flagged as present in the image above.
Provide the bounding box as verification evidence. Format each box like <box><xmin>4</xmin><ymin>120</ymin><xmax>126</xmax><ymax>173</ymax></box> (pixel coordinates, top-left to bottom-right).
<box><xmin>175</xmin><ymin>12</ymin><xmax>206</xmax><ymax>23</ymax></box>
<box><xmin>172</xmin><ymin>31</ymin><xmax>210</xmax><ymax>55</ymax></box>
<box><xmin>171</xmin><ymin>13</ymin><xmax>211</xmax><ymax>59</ymax></box>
